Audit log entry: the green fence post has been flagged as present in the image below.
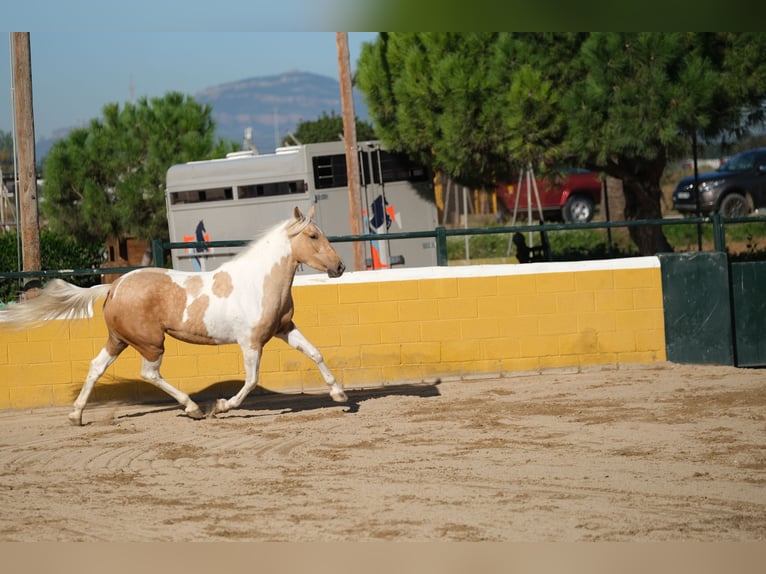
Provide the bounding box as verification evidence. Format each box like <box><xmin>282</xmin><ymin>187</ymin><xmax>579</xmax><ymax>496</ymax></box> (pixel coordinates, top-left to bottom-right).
<box><xmin>435</xmin><ymin>227</ymin><xmax>448</xmax><ymax>266</ymax></box>
<box><xmin>712</xmin><ymin>213</ymin><xmax>726</xmax><ymax>252</ymax></box>
<box><xmin>151</xmin><ymin>239</ymin><xmax>165</xmax><ymax>268</ymax></box>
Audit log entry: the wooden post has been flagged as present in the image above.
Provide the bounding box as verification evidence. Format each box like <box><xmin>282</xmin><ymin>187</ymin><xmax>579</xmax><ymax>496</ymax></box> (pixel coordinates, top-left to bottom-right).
<box><xmin>12</xmin><ymin>32</ymin><xmax>41</xmax><ymax>278</ymax></box>
<box><xmin>336</xmin><ymin>32</ymin><xmax>365</xmax><ymax>271</ymax></box>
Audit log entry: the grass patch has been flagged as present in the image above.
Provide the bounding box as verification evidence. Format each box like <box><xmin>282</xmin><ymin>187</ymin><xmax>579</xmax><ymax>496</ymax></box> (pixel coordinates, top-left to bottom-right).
<box><xmin>447</xmin><ymin>220</ymin><xmax>766</xmax><ymax>262</ymax></box>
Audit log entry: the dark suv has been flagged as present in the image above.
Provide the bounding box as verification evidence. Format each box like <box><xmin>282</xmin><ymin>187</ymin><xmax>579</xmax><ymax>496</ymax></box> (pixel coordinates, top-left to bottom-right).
<box><xmin>672</xmin><ymin>147</ymin><xmax>766</xmax><ymax>218</ymax></box>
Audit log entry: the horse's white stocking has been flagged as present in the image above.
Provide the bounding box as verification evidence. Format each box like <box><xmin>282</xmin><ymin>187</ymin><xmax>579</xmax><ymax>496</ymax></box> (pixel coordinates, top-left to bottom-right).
<box><xmin>212</xmin><ymin>347</ymin><xmax>261</xmax><ymax>415</ymax></box>
<box><xmin>69</xmin><ymin>347</ymin><xmax>119</xmax><ymax>426</ymax></box>
<box><xmin>278</xmin><ymin>327</ymin><xmax>347</xmax><ymax>402</ymax></box>
<box><xmin>140</xmin><ymin>356</ymin><xmax>204</xmax><ymax>420</ymax></box>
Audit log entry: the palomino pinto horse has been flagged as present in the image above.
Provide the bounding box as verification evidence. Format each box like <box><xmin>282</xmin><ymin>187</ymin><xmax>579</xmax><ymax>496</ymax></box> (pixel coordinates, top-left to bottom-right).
<box><xmin>0</xmin><ymin>206</ymin><xmax>348</xmax><ymax>425</ymax></box>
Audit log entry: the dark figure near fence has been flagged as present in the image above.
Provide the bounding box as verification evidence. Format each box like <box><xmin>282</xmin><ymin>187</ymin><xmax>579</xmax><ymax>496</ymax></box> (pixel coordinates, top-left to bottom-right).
<box><xmin>513</xmin><ymin>231</ymin><xmax>550</xmax><ymax>263</ymax></box>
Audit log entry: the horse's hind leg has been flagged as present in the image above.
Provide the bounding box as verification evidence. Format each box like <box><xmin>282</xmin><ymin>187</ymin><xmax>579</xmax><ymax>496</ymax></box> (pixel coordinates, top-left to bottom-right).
<box><xmin>140</xmin><ymin>355</ymin><xmax>204</xmax><ymax>420</ymax></box>
<box><xmin>277</xmin><ymin>325</ymin><xmax>347</xmax><ymax>402</ymax></box>
<box><xmin>69</xmin><ymin>344</ymin><xmax>124</xmax><ymax>426</ymax></box>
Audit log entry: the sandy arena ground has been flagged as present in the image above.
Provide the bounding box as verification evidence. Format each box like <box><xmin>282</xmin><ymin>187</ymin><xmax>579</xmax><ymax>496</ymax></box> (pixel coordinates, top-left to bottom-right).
<box><xmin>0</xmin><ymin>362</ymin><xmax>764</xmax><ymax>542</ymax></box>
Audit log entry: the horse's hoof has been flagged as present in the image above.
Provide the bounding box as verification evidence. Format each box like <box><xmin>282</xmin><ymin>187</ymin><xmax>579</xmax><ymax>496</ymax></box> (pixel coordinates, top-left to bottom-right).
<box><xmin>205</xmin><ymin>398</ymin><xmax>229</xmax><ymax>418</ymax></box>
<box><xmin>213</xmin><ymin>398</ymin><xmax>229</xmax><ymax>414</ymax></box>
<box><xmin>330</xmin><ymin>388</ymin><xmax>348</xmax><ymax>403</ymax></box>
<box><xmin>67</xmin><ymin>412</ymin><xmax>83</xmax><ymax>426</ymax></box>
<box><xmin>185</xmin><ymin>404</ymin><xmax>205</xmax><ymax>420</ymax></box>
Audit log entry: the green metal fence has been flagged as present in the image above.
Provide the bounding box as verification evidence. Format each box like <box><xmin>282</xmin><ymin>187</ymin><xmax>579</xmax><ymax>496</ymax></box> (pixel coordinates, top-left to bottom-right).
<box><xmin>1</xmin><ymin>214</ymin><xmax>764</xmax><ymax>283</ymax></box>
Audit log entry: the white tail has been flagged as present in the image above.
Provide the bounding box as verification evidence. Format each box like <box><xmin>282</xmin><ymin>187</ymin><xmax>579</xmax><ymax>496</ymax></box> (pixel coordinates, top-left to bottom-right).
<box><xmin>0</xmin><ymin>279</ymin><xmax>111</xmax><ymax>329</ymax></box>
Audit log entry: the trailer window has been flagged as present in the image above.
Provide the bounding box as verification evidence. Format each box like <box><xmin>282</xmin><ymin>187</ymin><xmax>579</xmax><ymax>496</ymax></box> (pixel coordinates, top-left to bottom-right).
<box><xmin>314</xmin><ymin>150</ymin><xmax>428</xmax><ymax>189</ymax></box>
<box><xmin>238</xmin><ymin>180</ymin><xmax>306</xmax><ymax>199</ymax></box>
<box><xmin>362</xmin><ymin>150</ymin><xmax>429</xmax><ymax>184</ymax></box>
<box><xmin>170</xmin><ymin>187</ymin><xmax>233</xmax><ymax>205</ymax></box>
<box><xmin>312</xmin><ymin>154</ymin><xmax>348</xmax><ymax>189</ymax></box>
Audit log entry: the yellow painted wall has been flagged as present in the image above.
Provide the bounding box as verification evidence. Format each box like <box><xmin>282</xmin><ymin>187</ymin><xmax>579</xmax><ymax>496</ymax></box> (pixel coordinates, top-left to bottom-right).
<box><xmin>0</xmin><ymin>259</ymin><xmax>666</xmax><ymax>411</ymax></box>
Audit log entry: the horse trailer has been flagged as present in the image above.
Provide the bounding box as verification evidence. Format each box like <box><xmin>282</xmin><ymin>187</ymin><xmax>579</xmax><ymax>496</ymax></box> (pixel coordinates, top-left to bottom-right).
<box><xmin>165</xmin><ymin>140</ymin><xmax>438</xmax><ymax>273</ymax></box>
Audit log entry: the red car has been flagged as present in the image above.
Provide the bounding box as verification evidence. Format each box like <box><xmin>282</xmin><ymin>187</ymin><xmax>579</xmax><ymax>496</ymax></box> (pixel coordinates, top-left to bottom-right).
<box><xmin>496</xmin><ymin>168</ymin><xmax>603</xmax><ymax>223</ymax></box>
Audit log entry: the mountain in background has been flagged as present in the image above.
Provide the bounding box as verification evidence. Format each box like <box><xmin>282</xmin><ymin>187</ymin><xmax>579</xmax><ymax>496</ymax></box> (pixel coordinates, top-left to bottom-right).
<box><xmin>34</xmin><ymin>70</ymin><xmax>370</xmax><ymax>161</ymax></box>
<box><xmin>196</xmin><ymin>70</ymin><xmax>370</xmax><ymax>154</ymax></box>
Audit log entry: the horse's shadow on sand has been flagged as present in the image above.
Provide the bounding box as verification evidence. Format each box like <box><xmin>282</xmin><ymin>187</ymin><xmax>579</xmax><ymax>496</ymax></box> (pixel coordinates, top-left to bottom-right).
<box><xmin>114</xmin><ymin>380</ymin><xmax>442</xmax><ymax>423</ymax></box>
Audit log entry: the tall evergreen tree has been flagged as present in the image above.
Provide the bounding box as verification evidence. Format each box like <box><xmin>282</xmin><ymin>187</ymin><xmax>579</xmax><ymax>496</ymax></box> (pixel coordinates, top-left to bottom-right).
<box><xmin>562</xmin><ymin>32</ymin><xmax>766</xmax><ymax>253</ymax></box>
<box><xmin>358</xmin><ymin>32</ymin><xmax>510</xmax><ymax>188</ymax></box>
<box><xmin>41</xmin><ymin>92</ymin><xmax>237</xmax><ymax>247</ymax></box>
<box><xmin>356</xmin><ymin>32</ymin><xmax>766</xmax><ymax>255</ymax></box>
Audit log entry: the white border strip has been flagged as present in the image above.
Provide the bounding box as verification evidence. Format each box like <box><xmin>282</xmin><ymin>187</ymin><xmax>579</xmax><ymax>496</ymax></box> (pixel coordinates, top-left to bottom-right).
<box><xmin>295</xmin><ymin>256</ymin><xmax>661</xmax><ymax>286</ymax></box>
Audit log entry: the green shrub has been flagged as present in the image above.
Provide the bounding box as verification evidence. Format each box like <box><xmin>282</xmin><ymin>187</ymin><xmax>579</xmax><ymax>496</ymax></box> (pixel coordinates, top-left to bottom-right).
<box><xmin>0</xmin><ymin>230</ymin><xmax>103</xmax><ymax>304</ymax></box>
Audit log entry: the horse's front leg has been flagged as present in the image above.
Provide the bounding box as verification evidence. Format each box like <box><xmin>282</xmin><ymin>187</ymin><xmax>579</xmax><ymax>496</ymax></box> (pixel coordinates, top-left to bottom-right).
<box><xmin>277</xmin><ymin>325</ymin><xmax>347</xmax><ymax>403</ymax></box>
<box><xmin>210</xmin><ymin>346</ymin><xmax>261</xmax><ymax>415</ymax></box>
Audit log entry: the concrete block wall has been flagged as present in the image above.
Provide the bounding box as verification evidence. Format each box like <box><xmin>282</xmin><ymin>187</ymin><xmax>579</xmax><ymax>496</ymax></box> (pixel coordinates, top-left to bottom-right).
<box><xmin>0</xmin><ymin>258</ymin><xmax>666</xmax><ymax>410</ymax></box>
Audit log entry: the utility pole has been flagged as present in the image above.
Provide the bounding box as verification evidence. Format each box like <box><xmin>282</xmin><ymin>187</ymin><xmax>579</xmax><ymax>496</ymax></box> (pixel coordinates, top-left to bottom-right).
<box><xmin>336</xmin><ymin>32</ymin><xmax>365</xmax><ymax>271</ymax></box>
<box><xmin>12</xmin><ymin>32</ymin><xmax>41</xmax><ymax>282</ymax></box>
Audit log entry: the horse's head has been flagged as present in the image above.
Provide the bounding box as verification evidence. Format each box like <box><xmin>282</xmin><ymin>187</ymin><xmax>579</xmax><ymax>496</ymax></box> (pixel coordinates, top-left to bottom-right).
<box><xmin>288</xmin><ymin>206</ymin><xmax>345</xmax><ymax>278</ymax></box>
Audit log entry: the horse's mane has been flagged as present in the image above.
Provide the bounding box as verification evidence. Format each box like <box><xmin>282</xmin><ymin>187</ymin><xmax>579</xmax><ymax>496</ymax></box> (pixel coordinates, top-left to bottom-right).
<box><xmin>229</xmin><ymin>212</ymin><xmax>314</xmax><ymax>262</ymax></box>
<box><xmin>286</xmin><ymin>214</ymin><xmax>313</xmax><ymax>237</ymax></box>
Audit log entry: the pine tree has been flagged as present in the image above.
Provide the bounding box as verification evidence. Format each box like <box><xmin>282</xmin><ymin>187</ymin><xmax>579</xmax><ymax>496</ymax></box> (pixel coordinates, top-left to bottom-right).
<box><xmin>41</xmin><ymin>92</ymin><xmax>238</xmax><ymax>246</ymax></box>
<box><xmin>357</xmin><ymin>32</ymin><xmax>766</xmax><ymax>255</ymax></box>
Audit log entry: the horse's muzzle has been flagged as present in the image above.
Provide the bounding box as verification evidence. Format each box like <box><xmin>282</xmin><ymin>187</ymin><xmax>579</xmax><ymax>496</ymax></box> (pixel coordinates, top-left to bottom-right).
<box><xmin>328</xmin><ymin>261</ymin><xmax>345</xmax><ymax>278</ymax></box>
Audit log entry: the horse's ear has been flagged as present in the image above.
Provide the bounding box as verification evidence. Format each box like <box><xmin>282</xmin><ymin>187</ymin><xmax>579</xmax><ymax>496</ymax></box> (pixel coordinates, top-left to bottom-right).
<box><xmin>293</xmin><ymin>205</ymin><xmax>314</xmax><ymax>222</ymax></box>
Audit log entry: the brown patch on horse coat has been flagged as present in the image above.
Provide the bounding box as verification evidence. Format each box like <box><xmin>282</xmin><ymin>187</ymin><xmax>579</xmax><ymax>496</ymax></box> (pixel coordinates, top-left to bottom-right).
<box><xmin>212</xmin><ymin>271</ymin><xmax>233</xmax><ymax>298</ymax></box>
<box><xmin>184</xmin><ymin>275</ymin><xmax>203</xmax><ymax>297</ymax></box>
<box><xmin>178</xmin><ymin>294</ymin><xmax>213</xmax><ymax>344</ymax></box>
<box><xmin>103</xmin><ymin>269</ymin><xmax>216</xmax><ymax>361</ymax></box>
<box><xmin>249</xmin><ymin>256</ymin><xmax>295</xmax><ymax>350</ymax></box>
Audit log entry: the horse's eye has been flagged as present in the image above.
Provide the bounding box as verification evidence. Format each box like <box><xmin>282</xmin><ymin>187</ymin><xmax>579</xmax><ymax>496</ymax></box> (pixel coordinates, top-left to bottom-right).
<box><xmin>309</xmin><ymin>233</ymin><xmax>318</xmax><ymax>240</ymax></box>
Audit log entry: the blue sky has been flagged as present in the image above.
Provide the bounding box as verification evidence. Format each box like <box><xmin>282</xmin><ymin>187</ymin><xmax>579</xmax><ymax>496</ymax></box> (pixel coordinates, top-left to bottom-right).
<box><xmin>0</xmin><ymin>29</ymin><xmax>378</xmax><ymax>139</ymax></box>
